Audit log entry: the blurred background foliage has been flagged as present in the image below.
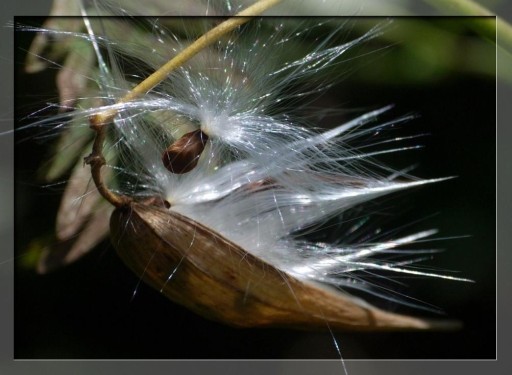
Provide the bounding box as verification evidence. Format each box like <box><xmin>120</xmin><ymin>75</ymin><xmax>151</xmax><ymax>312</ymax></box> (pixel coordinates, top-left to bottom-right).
<box><xmin>27</xmin><ymin>0</ymin><xmax>505</xmax><ymax>83</ymax></box>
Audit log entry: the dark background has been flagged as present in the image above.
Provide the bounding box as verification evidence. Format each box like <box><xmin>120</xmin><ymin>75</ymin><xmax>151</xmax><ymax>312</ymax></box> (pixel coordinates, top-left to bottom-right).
<box><xmin>14</xmin><ymin>17</ymin><xmax>495</xmax><ymax>359</ymax></box>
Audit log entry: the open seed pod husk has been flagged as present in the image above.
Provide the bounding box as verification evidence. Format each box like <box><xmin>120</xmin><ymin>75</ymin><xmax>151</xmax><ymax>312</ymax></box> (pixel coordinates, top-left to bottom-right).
<box><xmin>111</xmin><ymin>201</ymin><xmax>457</xmax><ymax>331</ymax></box>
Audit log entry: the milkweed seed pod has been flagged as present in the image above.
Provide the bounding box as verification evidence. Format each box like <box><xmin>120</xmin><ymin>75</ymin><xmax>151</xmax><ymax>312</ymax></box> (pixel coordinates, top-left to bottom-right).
<box><xmin>111</xmin><ymin>201</ymin><xmax>457</xmax><ymax>330</ymax></box>
<box><xmin>21</xmin><ymin>1</ymin><xmax>471</xmax><ymax>333</ymax></box>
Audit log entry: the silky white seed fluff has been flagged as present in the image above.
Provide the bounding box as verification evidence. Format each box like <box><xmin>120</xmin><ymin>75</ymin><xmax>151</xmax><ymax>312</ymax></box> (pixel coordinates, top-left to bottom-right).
<box><xmin>20</xmin><ymin>3</ymin><xmax>468</xmax><ymax>310</ymax></box>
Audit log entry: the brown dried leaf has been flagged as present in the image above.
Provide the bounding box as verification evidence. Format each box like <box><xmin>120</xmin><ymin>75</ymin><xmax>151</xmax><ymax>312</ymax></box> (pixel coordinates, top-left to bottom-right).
<box><xmin>37</xmin><ymin>202</ymin><xmax>112</xmax><ymax>274</ymax></box>
<box><xmin>25</xmin><ymin>0</ymin><xmax>83</xmax><ymax>74</ymax></box>
<box><xmin>55</xmin><ymin>149</ymin><xmax>112</xmax><ymax>241</ymax></box>
<box><xmin>56</xmin><ymin>40</ymin><xmax>95</xmax><ymax>108</ymax></box>
<box><xmin>40</xmin><ymin>93</ymin><xmax>103</xmax><ymax>182</ymax></box>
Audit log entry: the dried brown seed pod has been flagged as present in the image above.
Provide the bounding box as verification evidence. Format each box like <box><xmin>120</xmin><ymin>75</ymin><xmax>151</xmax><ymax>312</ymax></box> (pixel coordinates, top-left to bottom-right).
<box><xmin>110</xmin><ymin>201</ymin><xmax>457</xmax><ymax>331</ymax></box>
<box><xmin>77</xmin><ymin>5</ymin><xmax>462</xmax><ymax>333</ymax></box>
<box><xmin>161</xmin><ymin>130</ymin><xmax>209</xmax><ymax>174</ymax></box>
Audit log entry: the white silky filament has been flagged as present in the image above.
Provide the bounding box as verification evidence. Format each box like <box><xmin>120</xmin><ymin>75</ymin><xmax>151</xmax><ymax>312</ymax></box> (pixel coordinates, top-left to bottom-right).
<box><xmin>22</xmin><ymin>3</ymin><xmax>467</xmax><ymax>311</ymax></box>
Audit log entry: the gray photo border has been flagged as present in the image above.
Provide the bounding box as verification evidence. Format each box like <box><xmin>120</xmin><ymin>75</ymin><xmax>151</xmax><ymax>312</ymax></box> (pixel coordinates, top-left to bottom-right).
<box><xmin>2</xmin><ymin>0</ymin><xmax>507</xmax><ymax>374</ymax></box>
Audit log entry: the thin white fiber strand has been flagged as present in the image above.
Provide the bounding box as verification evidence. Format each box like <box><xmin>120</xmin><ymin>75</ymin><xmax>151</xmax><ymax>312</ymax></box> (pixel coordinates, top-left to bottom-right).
<box><xmin>25</xmin><ymin>10</ymin><xmax>463</xmax><ymax>307</ymax></box>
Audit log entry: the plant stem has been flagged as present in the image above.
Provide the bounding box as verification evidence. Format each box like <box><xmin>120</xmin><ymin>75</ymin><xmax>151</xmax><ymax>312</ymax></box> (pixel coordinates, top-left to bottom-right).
<box><xmin>87</xmin><ymin>0</ymin><xmax>282</xmax><ymax>207</ymax></box>
<box><xmin>93</xmin><ymin>0</ymin><xmax>282</xmax><ymax>125</ymax></box>
<box><xmin>84</xmin><ymin>121</ymin><xmax>130</xmax><ymax>207</ymax></box>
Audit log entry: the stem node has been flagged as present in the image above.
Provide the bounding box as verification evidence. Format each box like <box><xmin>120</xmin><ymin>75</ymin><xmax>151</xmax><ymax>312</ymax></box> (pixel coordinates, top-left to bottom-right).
<box><xmin>85</xmin><ymin>115</ymin><xmax>131</xmax><ymax>208</ymax></box>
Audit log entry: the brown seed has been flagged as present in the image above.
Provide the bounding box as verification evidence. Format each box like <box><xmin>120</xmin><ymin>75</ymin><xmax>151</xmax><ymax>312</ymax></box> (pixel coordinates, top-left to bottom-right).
<box><xmin>161</xmin><ymin>130</ymin><xmax>208</xmax><ymax>174</ymax></box>
<box><xmin>110</xmin><ymin>202</ymin><xmax>459</xmax><ymax>331</ymax></box>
